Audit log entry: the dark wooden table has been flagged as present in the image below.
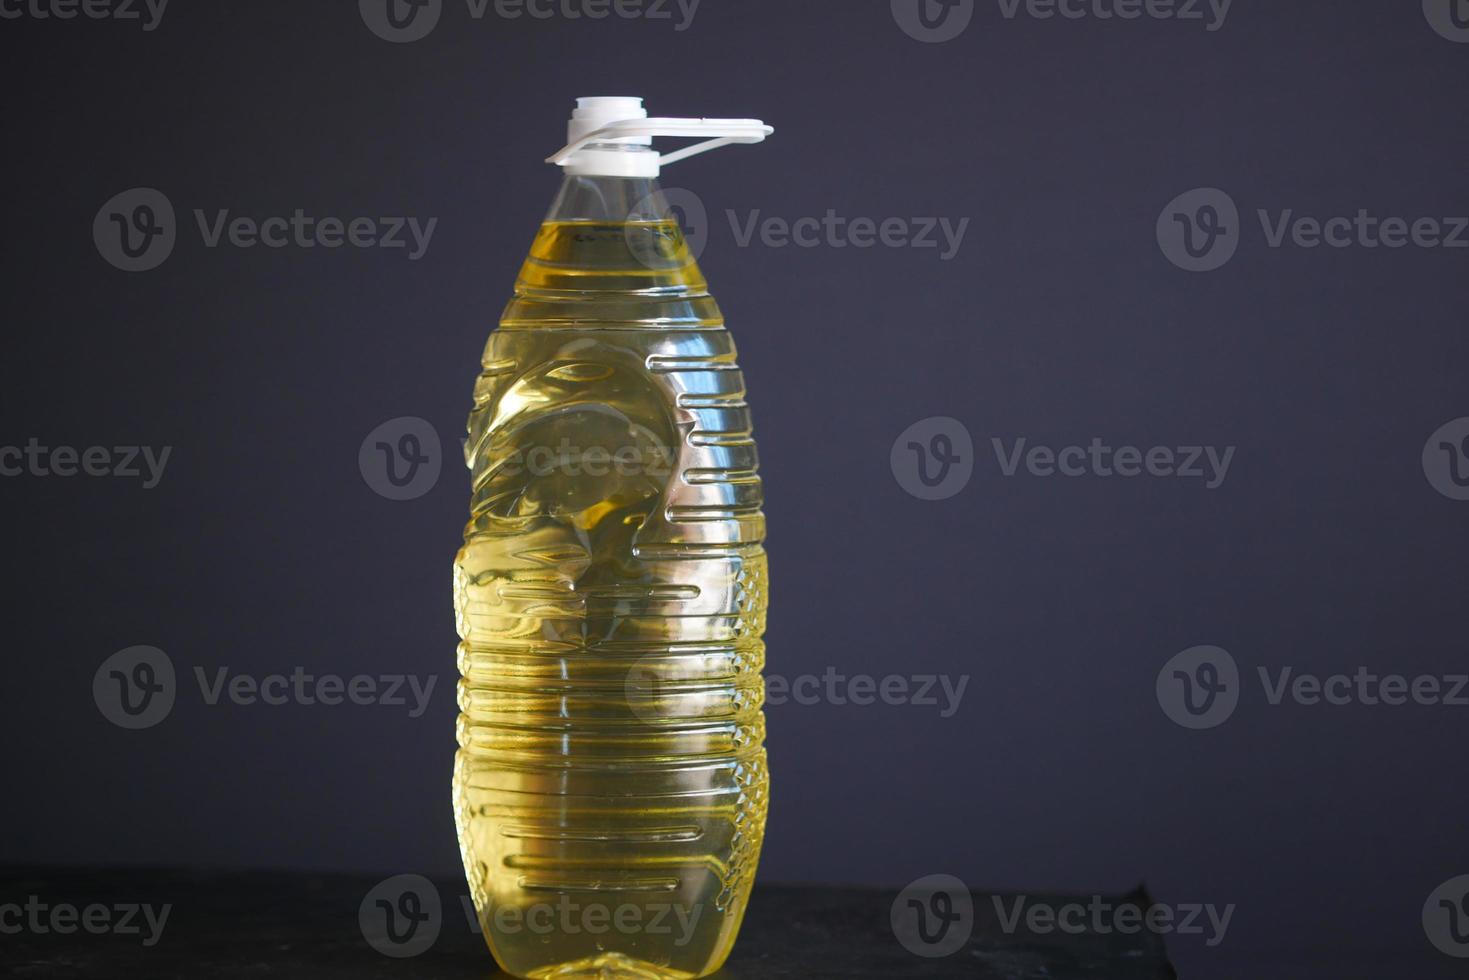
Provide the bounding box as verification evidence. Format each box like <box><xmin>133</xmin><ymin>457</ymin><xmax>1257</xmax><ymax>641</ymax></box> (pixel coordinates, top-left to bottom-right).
<box><xmin>0</xmin><ymin>868</ymin><xmax>1176</xmax><ymax>978</ymax></box>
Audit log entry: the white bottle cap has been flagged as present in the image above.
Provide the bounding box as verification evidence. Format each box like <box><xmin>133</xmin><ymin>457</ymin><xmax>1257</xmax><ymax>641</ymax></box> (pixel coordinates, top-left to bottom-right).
<box><xmin>550</xmin><ymin>96</ymin><xmax>773</xmax><ymax>178</ymax></box>
<box><xmin>568</xmin><ymin>97</ymin><xmax>652</xmax><ymax>147</ymax></box>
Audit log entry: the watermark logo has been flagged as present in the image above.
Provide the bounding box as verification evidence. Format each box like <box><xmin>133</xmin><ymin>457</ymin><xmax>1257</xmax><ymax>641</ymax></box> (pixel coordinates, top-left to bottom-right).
<box><xmin>993</xmin><ymin>895</ymin><xmax>1234</xmax><ymax>947</ymax></box>
<box><xmin>0</xmin><ymin>0</ymin><xmax>169</xmax><ymax>30</ymax></box>
<box><xmin>94</xmin><ymin>190</ymin><xmax>437</xmax><ymax>270</ymax></box>
<box><xmin>360</xmin><ymin>416</ymin><xmax>442</xmax><ymax>501</ymax></box>
<box><xmin>1157</xmin><ymin>187</ymin><xmax>1240</xmax><ymax>272</ymax></box>
<box><xmin>891</xmin><ymin>417</ymin><xmax>974</xmax><ymax>500</ymax></box>
<box><xmin>93</xmin><ymin>649</ymin><xmax>438</xmax><ymax>729</ymax></box>
<box><xmin>360</xmin><ymin>875</ymin><xmax>705</xmax><ymax>955</ymax></box>
<box><xmin>0</xmin><ymin>896</ymin><xmax>172</xmax><ymax>946</ymax></box>
<box><xmin>621</xmin><ymin>659</ymin><xmax>750</xmax><ymax>726</ymax></box>
<box><xmin>1156</xmin><ymin>645</ymin><xmax>1239</xmax><ymax>730</ymax></box>
<box><xmin>94</xmin><ymin>188</ymin><xmax>176</xmax><ymax>272</ymax></box>
<box><xmin>93</xmin><ymin>646</ymin><xmax>176</xmax><ymax>730</ymax></box>
<box><xmin>360</xmin><ymin>0</ymin><xmax>443</xmax><ymax>42</ymax></box>
<box><xmin>627</xmin><ymin>187</ymin><xmax>709</xmax><ymax>266</ymax></box>
<box><xmin>360</xmin><ymin>874</ymin><xmax>442</xmax><ymax>958</ymax></box>
<box><xmin>1425</xmin><ymin>875</ymin><xmax>1469</xmax><ymax>958</ymax></box>
<box><xmin>892</xmin><ymin>0</ymin><xmax>975</xmax><ymax>43</ymax></box>
<box><xmin>892</xmin><ymin>874</ymin><xmax>974</xmax><ymax>958</ymax></box>
<box><xmin>894</xmin><ymin>420</ymin><xmax>1235</xmax><ymax>499</ymax></box>
<box><xmin>1424</xmin><ymin>0</ymin><xmax>1469</xmax><ymax>43</ymax></box>
<box><xmin>1158</xmin><ymin>648</ymin><xmax>1469</xmax><ymax>729</ymax></box>
<box><xmin>1423</xmin><ymin>417</ymin><xmax>1469</xmax><ymax>501</ymax></box>
<box><xmin>1160</xmin><ymin>187</ymin><xmax>1469</xmax><ymax>272</ymax></box>
<box><xmin>623</xmin><ymin>656</ymin><xmax>669</xmax><ymax>724</ymax></box>
<box><xmin>623</xmin><ymin>189</ymin><xmax>968</xmax><ymax>262</ymax></box>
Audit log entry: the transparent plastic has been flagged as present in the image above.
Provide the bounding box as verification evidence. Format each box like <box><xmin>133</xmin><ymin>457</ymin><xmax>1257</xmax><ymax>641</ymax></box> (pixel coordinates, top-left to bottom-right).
<box><xmin>453</xmin><ymin>169</ymin><xmax>769</xmax><ymax>980</ymax></box>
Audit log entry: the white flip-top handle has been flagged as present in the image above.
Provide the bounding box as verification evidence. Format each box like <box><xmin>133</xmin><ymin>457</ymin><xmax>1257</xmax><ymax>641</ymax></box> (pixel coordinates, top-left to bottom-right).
<box><xmin>547</xmin><ymin>117</ymin><xmax>774</xmax><ymax>175</ymax></box>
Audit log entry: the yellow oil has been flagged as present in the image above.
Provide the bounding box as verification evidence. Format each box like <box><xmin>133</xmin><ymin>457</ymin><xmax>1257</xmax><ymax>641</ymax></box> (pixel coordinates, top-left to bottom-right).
<box><xmin>453</xmin><ymin>219</ymin><xmax>769</xmax><ymax>979</ymax></box>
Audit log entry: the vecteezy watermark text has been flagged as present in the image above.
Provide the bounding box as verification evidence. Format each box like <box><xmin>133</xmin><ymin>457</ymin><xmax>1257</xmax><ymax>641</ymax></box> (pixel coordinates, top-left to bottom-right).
<box><xmin>766</xmin><ymin>670</ymin><xmax>969</xmax><ymax>717</ymax></box>
<box><xmin>1159</xmin><ymin>188</ymin><xmax>1469</xmax><ymax>272</ymax></box>
<box><xmin>625</xmin><ymin>661</ymin><xmax>970</xmax><ymax>721</ymax></box>
<box><xmin>994</xmin><ymin>0</ymin><xmax>1232</xmax><ymax>29</ymax></box>
<box><xmin>0</xmin><ymin>896</ymin><xmax>171</xmax><ymax>947</ymax></box>
<box><xmin>0</xmin><ymin>0</ymin><xmax>168</xmax><ymax>30</ymax></box>
<box><xmin>727</xmin><ymin>210</ymin><xmax>970</xmax><ymax>261</ymax></box>
<box><xmin>992</xmin><ymin>437</ymin><xmax>1235</xmax><ymax>489</ymax></box>
<box><xmin>892</xmin><ymin>417</ymin><xmax>1237</xmax><ymax>500</ymax></box>
<box><xmin>195</xmin><ymin>210</ymin><xmax>436</xmax><ymax>260</ymax></box>
<box><xmin>993</xmin><ymin>894</ymin><xmax>1235</xmax><ymax>948</ymax></box>
<box><xmin>497</xmin><ymin>436</ymin><xmax>676</xmax><ymax>480</ymax></box>
<box><xmin>1157</xmin><ymin>646</ymin><xmax>1469</xmax><ymax>730</ymax></box>
<box><xmin>466</xmin><ymin>895</ymin><xmax>702</xmax><ymax>947</ymax></box>
<box><xmin>195</xmin><ymin>667</ymin><xmax>437</xmax><ymax>717</ymax></box>
<box><xmin>359</xmin><ymin>0</ymin><xmax>701</xmax><ymax>43</ymax></box>
<box><xmin>94</xmin><ymin>188</ymin><xmax>437</xmax><ymax>272</ymax></box>
<box><xmin>892</xmin><ymin>0</ymin><xmax>1232</xmax><ymax>44</ymax></box>
<box><xmin>626</xmin><ymin>192</ymin><xmax>971</xmax><ymax>264</ymax></box>
<box><xmin>93</xmin><ymin>646</ymin><xmax>440</xmax><ymax>729</ymax></box>
<box><xmin>469</xmin><ymin>0</ymin><xmax>700</xmax><ymax>28</ymax></box>
<box><xmin>359</xmin><ymin>875</ymin><xmax>704</xmax><ymax>958</ymax></box>
<box><xmin>0</xmin><ymin>439</ymin><xmax>171</xmax><ymax>488</ymax></box>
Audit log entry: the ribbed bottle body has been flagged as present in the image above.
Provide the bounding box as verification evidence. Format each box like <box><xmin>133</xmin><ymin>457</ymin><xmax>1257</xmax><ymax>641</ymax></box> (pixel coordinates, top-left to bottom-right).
<box><xmin>454</xmin><ymin>214</ymin><xmax>768</xmax><ymax>980</ymax></box>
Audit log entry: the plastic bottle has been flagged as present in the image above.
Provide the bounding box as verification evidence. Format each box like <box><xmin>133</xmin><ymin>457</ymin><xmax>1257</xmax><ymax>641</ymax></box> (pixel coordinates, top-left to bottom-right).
<box><xmin>453</xmin><ymin>97</ymin><xmax>773</xmax><ymax>980</ymax></box>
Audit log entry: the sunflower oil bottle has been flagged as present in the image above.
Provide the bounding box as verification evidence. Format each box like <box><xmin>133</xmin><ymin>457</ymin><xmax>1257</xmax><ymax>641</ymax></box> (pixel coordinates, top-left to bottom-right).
<box><xmin>452</xmin><ymin>97</ymin><xmax>774</xmax><ymax>979</ymax></box>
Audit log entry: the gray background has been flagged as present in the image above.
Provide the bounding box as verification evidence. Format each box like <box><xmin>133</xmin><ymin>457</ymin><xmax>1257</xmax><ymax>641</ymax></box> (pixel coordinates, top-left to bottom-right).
<box><xmin>2</xmin><ymin>2</ymin><xmax>1467</xmax><ymax>977</ymax></box>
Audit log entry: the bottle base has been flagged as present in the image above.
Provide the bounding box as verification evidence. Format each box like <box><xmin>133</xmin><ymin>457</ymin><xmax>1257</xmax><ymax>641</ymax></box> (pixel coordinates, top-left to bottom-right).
<box><xmin>524</xmin><ymin>951</ymin><xmax>697</xmax><ymax>980</ymax></box>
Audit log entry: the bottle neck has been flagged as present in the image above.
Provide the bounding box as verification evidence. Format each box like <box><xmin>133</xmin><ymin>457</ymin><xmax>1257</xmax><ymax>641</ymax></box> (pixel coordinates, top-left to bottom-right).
<box><xmin>544</xmin><ymin>166</ymin><xmax>669</xmax><ymax>224</ymax></box>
